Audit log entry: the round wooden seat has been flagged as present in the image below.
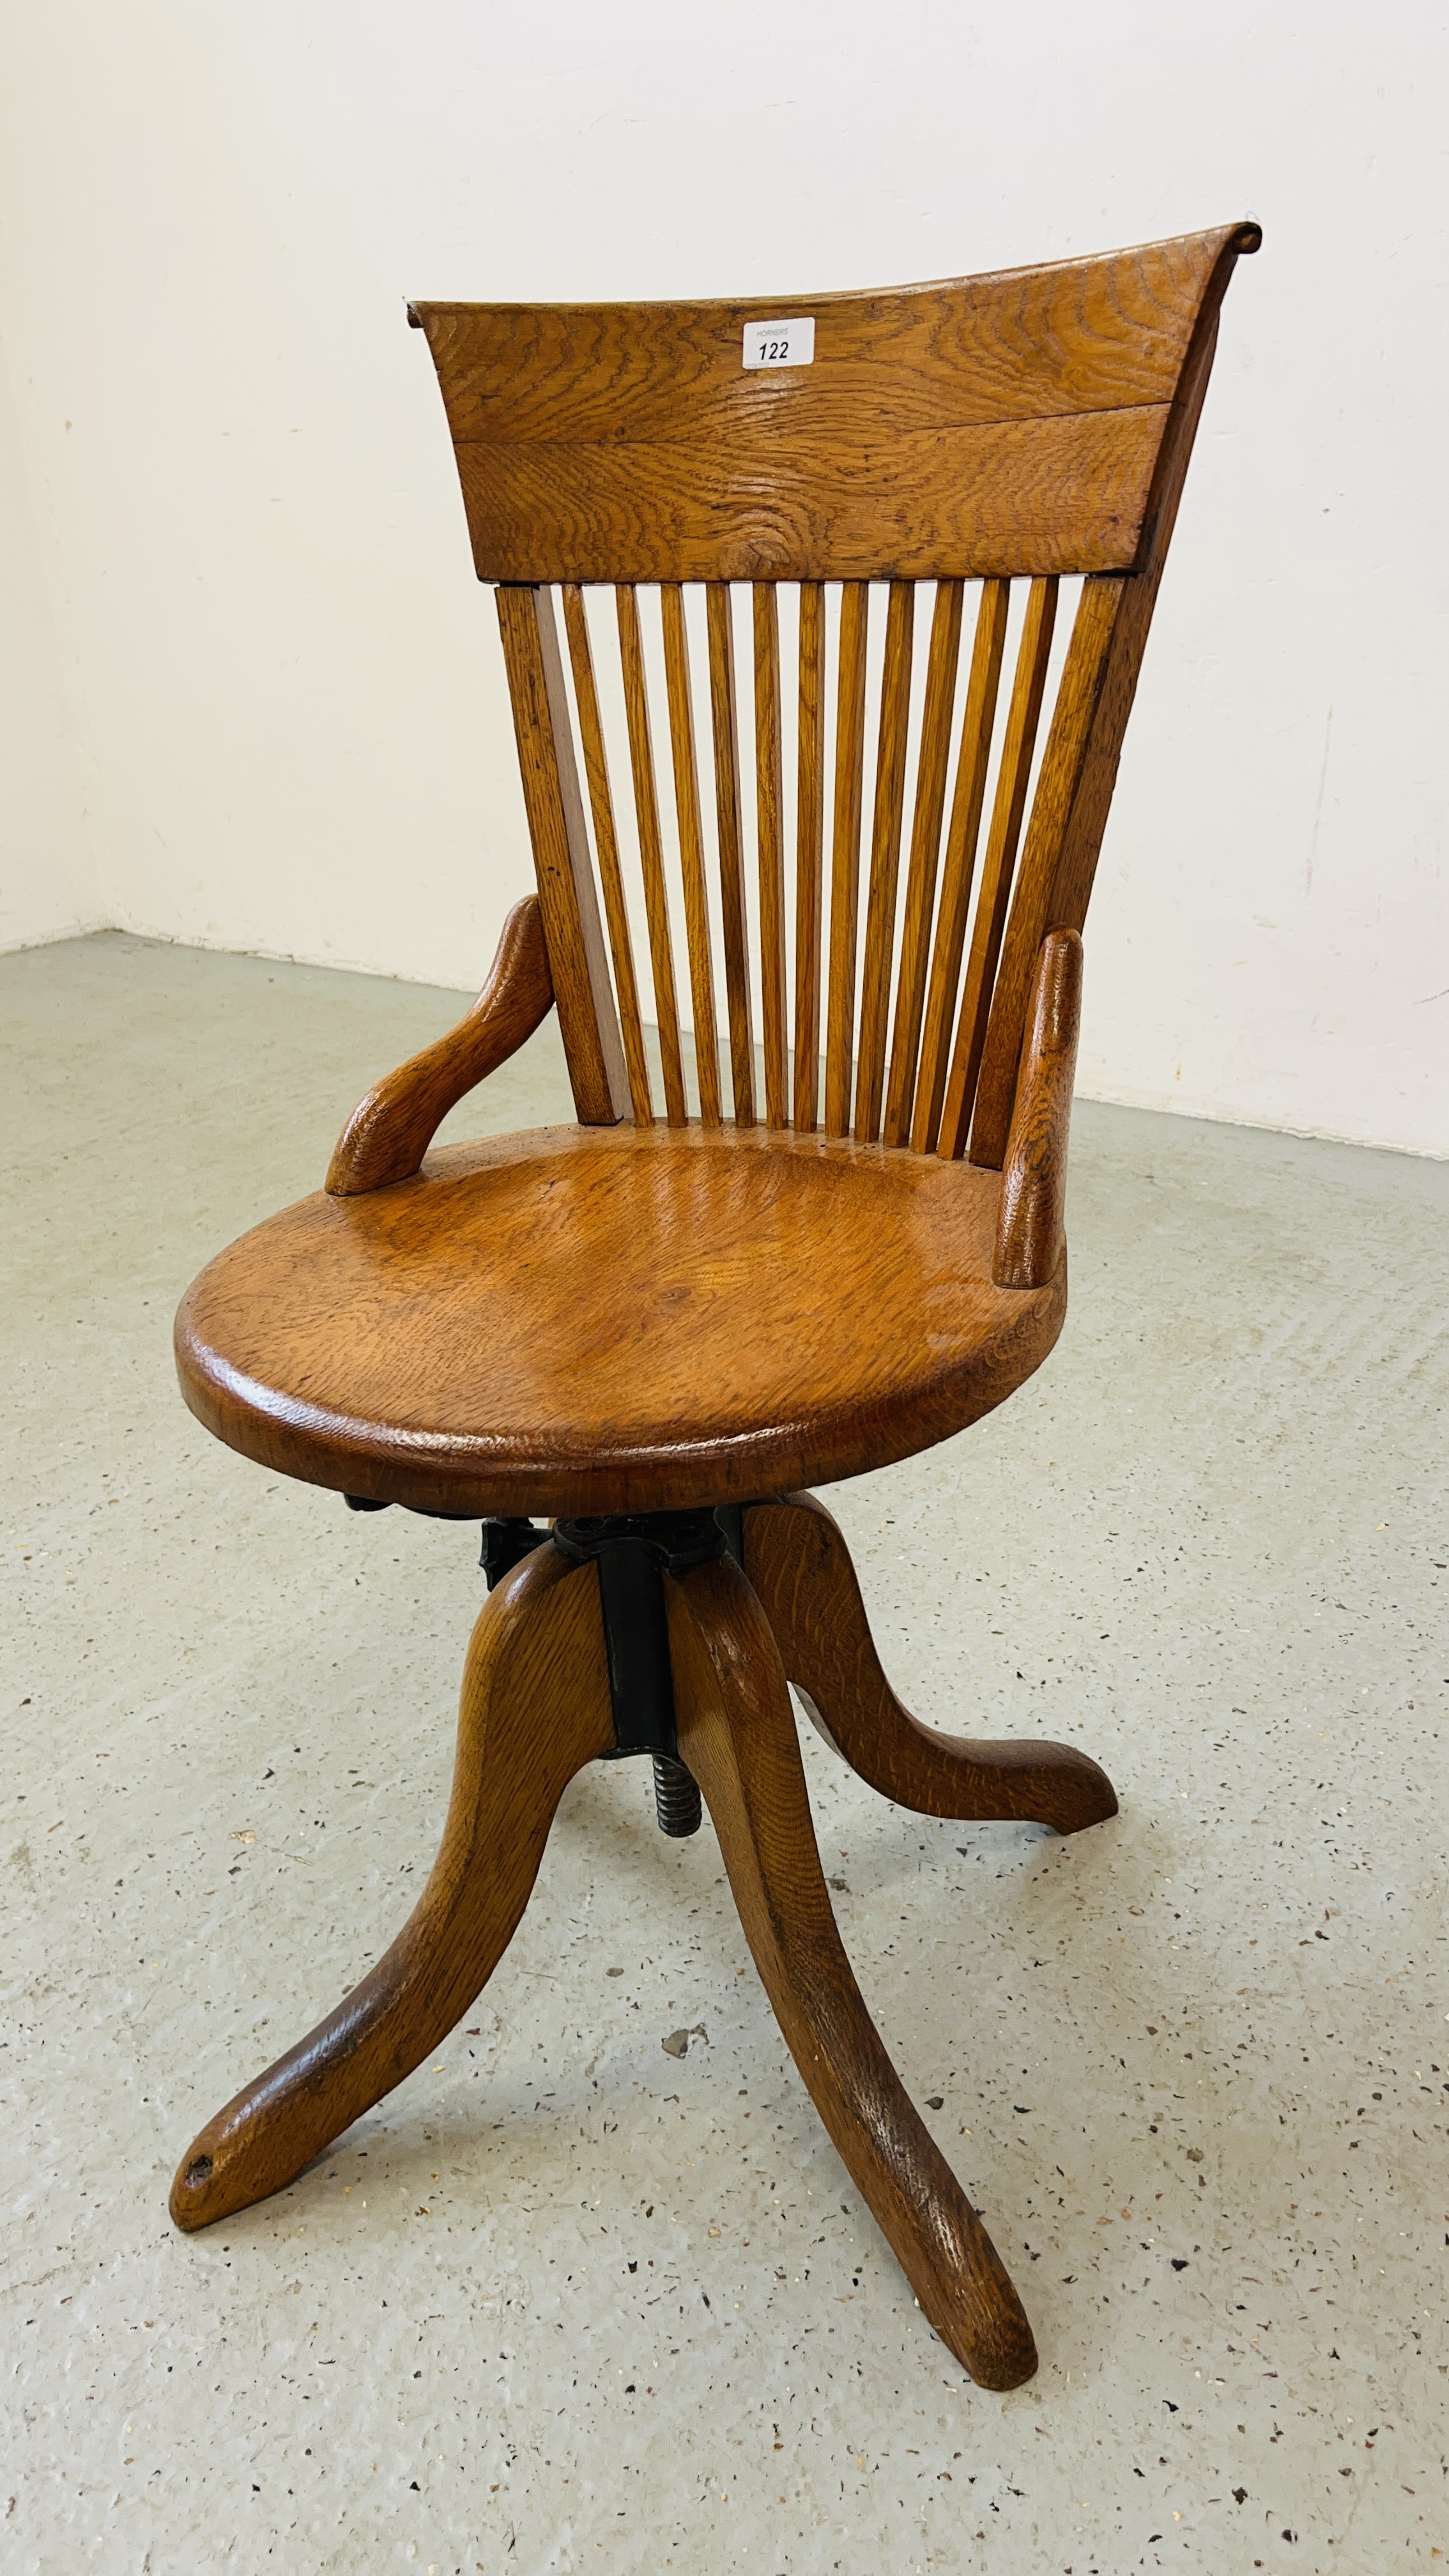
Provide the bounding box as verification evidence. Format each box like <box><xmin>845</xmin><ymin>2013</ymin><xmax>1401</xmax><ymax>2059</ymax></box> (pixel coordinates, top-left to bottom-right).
<box><xmin>176</xmin><ymin>1121</ymin><xmax>1065</xmax><ymax>1518</ymax></box>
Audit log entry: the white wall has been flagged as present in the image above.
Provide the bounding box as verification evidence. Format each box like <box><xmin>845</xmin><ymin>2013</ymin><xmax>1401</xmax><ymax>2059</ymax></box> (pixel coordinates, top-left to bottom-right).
<box><xmin>0</xmin><ymin>1</ymin><xmax>1444</xmax><ymax>1153</ymax></box>
<box><xmin>0</xmin><ymin>333</ymin><xmax>96</xmax><ymax>950</ymax></box>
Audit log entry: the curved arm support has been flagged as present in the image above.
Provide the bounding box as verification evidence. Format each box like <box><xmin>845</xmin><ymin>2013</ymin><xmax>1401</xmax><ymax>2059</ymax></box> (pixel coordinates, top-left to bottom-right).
<box><xmin>991</xmin><ymin>926</ymin><xmax>1082</xmax><ymax>1289</ymax></box>
<box><xmin>325</xmin><ymin>893</ymin><xmax>554</xmax><ymax>1195</ymax></box>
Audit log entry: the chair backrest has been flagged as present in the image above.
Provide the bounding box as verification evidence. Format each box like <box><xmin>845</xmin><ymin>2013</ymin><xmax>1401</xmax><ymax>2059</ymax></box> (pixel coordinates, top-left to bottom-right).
<box><xmin>411</xmin><ymin>222</ymin><xmax>1258</xmax><ymax>1167</ymax></box>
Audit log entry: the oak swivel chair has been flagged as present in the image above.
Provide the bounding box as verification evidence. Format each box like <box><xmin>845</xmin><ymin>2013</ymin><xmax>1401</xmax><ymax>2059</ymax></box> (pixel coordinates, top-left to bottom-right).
<box><xmin>169</xmin><ymin>223</ymin><xmax>1259</xmax><ymax>2390</ymax></box>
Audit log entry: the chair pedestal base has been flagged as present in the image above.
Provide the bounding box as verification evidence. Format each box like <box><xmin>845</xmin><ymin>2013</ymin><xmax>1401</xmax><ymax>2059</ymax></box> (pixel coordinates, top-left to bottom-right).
<box><xmin>170</xmin><ymin>1492</ymin><xmax>1117</xmax><ymax>2392</ymax></box>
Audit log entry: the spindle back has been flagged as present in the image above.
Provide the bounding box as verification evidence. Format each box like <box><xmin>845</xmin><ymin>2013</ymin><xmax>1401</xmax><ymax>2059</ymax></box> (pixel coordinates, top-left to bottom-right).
<box><xmin>411</xmin><ymin>223</ymin><xmax>1258</xmax><ymax>1165</ymax></box>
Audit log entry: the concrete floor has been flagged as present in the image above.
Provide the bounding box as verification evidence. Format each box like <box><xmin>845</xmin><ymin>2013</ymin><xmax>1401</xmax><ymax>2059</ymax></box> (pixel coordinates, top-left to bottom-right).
<box><xmin>3</xmin><ymin>930</ymin><xmax>1446</xmax><ymax>2576</ymax></box>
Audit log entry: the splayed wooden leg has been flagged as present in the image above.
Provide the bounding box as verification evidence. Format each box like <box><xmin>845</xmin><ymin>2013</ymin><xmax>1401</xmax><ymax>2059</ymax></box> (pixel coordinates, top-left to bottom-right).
<box><xmin>169</xmin><ymin>1545</ymin><xmax>613</xmax><ymax>2232</ymax></box>
<box><xmin>744</xmin><ymin>1491</ymin><xmax>1117</xmax><ymax>1834</ymax></box>
<box><xmin>666</xmin><ymin>1550</ymin><xmax>1038</xmax><ymax>2389</ymax></box>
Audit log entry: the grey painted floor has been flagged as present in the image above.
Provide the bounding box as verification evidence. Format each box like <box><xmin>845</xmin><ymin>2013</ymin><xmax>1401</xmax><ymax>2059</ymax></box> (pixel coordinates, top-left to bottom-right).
<box><xmin>3</xmin><ymin>930</ymin><xmax>1446</xmax><ymax>2576</ymax></box>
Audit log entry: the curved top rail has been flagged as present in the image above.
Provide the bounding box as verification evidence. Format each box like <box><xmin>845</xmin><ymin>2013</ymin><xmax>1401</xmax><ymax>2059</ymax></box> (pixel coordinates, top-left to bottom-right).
<box><xmin>409</xmin><ymin>223</ymin><xmax>1259</xmax><ymax>586</ymax></box>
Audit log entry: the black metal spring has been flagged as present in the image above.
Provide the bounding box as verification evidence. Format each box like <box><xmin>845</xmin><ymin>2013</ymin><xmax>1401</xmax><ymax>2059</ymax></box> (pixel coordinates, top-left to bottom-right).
<box><xmin>651</xmin><ymin>1755</ymin><xmax>702</xmax><ymax>1838</ymax></box>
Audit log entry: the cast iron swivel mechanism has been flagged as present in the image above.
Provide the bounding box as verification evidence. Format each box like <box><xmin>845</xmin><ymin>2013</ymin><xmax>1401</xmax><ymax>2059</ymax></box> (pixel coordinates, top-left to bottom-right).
<box><xmin>347</xmin><ymin>1496</ymin><xmax>747</xmax><ymax>1839</ymax></box>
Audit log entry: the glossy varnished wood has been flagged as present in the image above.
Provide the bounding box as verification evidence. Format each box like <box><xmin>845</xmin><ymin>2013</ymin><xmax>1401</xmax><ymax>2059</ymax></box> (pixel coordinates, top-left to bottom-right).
<box><xmin>416</xmin><ymin>238</ymin><xmax>1245</xmax><ymax>445</ymax></box>
<box><xmin>562</xmin><ymin>584</ymin><xmax>654</xmax><ymax>1124</ymax></box>
<box><xmin>743</xmin><ymin>1491</ymin><xmax>1117</xmax><ymax>1832</ymax></box>
<box><xmin>460</xmin><ymin>232</ymin><xmax>1256</xmax><ymax>1153</ymax></box>
<box><xmin>705</xmin><ymin>581</ymin><xmax>756</xmax><ymax>1125</ymax></box>
<box><xmin>444</xmin><ymin>411</ymin><xmax>1179</xmax><ymax>587</ymax></box>
<box><xmin>969</xmin><ymin>577</ymin><xmax>1119</xmax><ymax>1167</ymax></box>
<box><xmin>617</xmin><ymin>583</ymin><xmax>688</xmax><ymax>1124</ymax></box>
<box><xmin>170</xmin><ymin>1544</ymin><xmax>613</xmax><ymax>2230</ymax></box>
<box><xmin>969</xmin><ymin>256</ymin><xmax>1257</xmax><ymax>1165</ymax></box>
<box><xmin>853</xmin><ymin>581</ymin><xmax>915</xmax><ymax>1144</ymax></box>
<box><xmin>793</xmin><ymin>581</ymin><xmax>827</xmax><ymax>1131</ymax></box>
<box><xmin>667</xmin><ymin>1551</ymin><xmax>1039</xmax><ymax>2386</ymax></box>
<box><xmin>437</xmin><ymin>231</ymin><xmax>1259</xmax><ymax>1158</ymax></box>
<box><xmin>411</xmin><ymin>230</ymin><xmax>1254</xmax><ymax>585</ymax></box>
<box><xmin>824</xmin><ymin>581</ymin><xmax>869</xmax><ymax>1139</ymax></box>
<box><xmin>493</xmin><ymin>585</ymin><xmax>627</xmax><ymax>1126</ymax></box>
<box><xmin>937</xmin><ymin>579</ymin><xmax>1057</xmax><ymax>1161</ymax></box>
<box><xmin>326</xmin><ymin>895</ymin><xmax>553</xmax><ymax>1195</ymax></box>
<box><xmin>992</xmin><ymin>929</ymin><xmax>1083</xmax><ymax>1290</ymax></box>
<box><xmin>911</xmin><ymin>579</ymin><xmax>1009</xmax><ymax>1153</ymax></box>
<box><xmin>166</xmin><ymin>223</ymin><xmax>1261</xmax><ymax>2396</ymax></box>
<box><xmin>662</xmin><ymin>583</ymin><xmax>723</xmax><ymax>1124</ymax></box>
<box><xmin>753</xmin><ymin>584</ymin><xmax>789</xmax><ymax>1127</ymax></box>
<box><xmin>174</xmin><ymin>1123</ymin><xmax>1065</xmax><ymax>1521</ymax></box>
<box><xmin>173</xmin><ymin>1511</ymin><xmax>1104</xmax><ymax>2380</ymax></box>
<box><xmin>417</xmin><ymin>236</ymin><xmax>1241</xmax><ymax>441</ymax></box>
<box><xmin>884</xmin><ymin>577</ymin><xmax>965</xmax><ymax>1146</ymax></box>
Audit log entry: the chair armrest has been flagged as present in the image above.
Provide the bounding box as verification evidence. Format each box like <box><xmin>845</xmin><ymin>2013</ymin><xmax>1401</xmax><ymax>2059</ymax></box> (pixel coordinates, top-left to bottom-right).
<box><xmin>325</xmin><ymin>894</ymin><xmax>554</xmax><ymax>1195</ymax></box>
<box><xmin>991</xmin><ymin>927</ymin><xmax>1082</xmax><ymax>1290</ymax></box>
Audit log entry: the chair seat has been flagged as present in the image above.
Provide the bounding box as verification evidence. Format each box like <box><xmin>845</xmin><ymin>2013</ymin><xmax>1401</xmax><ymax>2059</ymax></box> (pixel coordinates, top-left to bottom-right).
<box><xmin>175</xmin><ymin>1121</ymin><xmax>1066</xmax><ymax>1517</ymax></box>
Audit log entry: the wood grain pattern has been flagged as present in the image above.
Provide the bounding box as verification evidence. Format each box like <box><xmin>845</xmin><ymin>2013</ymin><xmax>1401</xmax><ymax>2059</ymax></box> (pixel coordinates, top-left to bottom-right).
<box><xmin>992</xmin><ymin>930</ymin><xmax>1082</xmax><ymax>1289</ymax></box>
<box><xmin>667</xmin><ymin>1551</ymin><xmax>1039</xmax><ymax>2387</ymax></box>
<box><xmin>494</xmin><ymin>586</ymin><xmax>627</xmax><ymax>1124</ymax></box>
<box><xmin>967</xmin><ymin>578</ymin><xmax>1119</xmax><ymax>1166</ymax></box>
<box><xmin>793</xmin><ymin>580</ymin><xmax>827</xmax><ymax>1131</ymax></box>
<box><xmin>1043</xmin><ymin>401</ymin><xmax>1211</xmax><ymax>942</ymax></box>
<box><xmin>448</xmin><ymin>410</ymin><xmax>1165</xmax><ymax>586</ymax></box>
<box><xmin>936</xmin><ymin>579</ymin><xmax>1057</xmax><ymax>1160</ymax></box>
<box><xmin>413</xmin><ymin>230</ymin><xmax>1257</xmax><ymax>585</ymax></box>
<box><xmin>410</xmin><ymin>234</ymin><xmax>1243</xmax><ymax>445</ymax></box>
<box><xmin>413</xmin><ymin>233</ymin><xmax>1249</xmax><ymax>447</ymax></box>
<box><xmin>170</xmin><ymin>1545</ymin><xmax>613</xmax><ymax>2230</ymax></box>
<box><xmin>706</xmin><ymin>582</ymin><xmax>756</xmax><ymax>1125</ymax></box>
<box><xmin>1026</xmin><ymin>273</ymin><xmax>1252</xmax><ymax>949</ymax></box>
<box><xmin>470</xmin><ymin>231</ymin><xmax>1255</xmax><ymax>1151</ymax></box>
<box><xmin>853</xmin><ymin>581</ymin><xmax>916</xmax><ymax>1142</ymax></box>
<box><xmin>910</xmin><ymin>579</ymin><xmax>1010</xmax><ymax>1152</ymax></box>
<box><xmin>662</xmin><ymin>583</ymin><xmax>723</xmax><ymax>1124</ymax></box>
<box><xmin>326</xmin><ymin>895</ymin><xmax>553</xmax><ymax>1195</ymax></box>
<box><xmin>562</xmin><ymin>583</ymin><xmax>654</xmax><ymax>1124</ymax></box>
<box><xmin>744</xmin><ymin>1491</ymin><xmax>1117</xmax><ymax>1832</ymax></box>
<box><xmin>969</xmin><ymin>244</ymin><xmax>1259</xmax><ymax>1166</ymax></box>
<box><xmin>824</xmin><ymin>582</ymin><xmax>869</xmax><ymax>1139</ymax></box>
<box><xmin>883</xmin><ymin>578</ymin><xmax>965</xmax><ymax>1146</ymax></box>
<box><xmin>753</xmin><ymin>584</ymin><xmax>789</xmax><ymax>1126</ymax></box>
<box><xmin>175</xmin><ymin>1121</ymin><xmax>1065</xmax><ymax>1521</ymax></box>
<box><xmin>167</xmin><ymin>229</ymin><xmax>1261</xmax><ymax>2398</ymax></box>
<box><xmin>617</xmin><ymin>585</ymin><xmax>688</xmax><ymax>1124</ymax></box>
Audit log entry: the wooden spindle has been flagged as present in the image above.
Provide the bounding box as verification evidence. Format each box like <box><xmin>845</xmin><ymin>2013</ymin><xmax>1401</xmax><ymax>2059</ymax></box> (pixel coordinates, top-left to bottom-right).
<box><xmin>616</xmin><ymin>584</ymin><xmax>688</xmax><ymax>1126</ymax></box>
<box><xmin>794</xmin><ymin>582</ymin><xmax>827</xmax><ymax>1131</ymax></box>
<box><xmin>824</xmin><ymin>582</ymin><xmax>869</xmax><ymax>1139</ymax></box>
<box><xmin>494</xmin><ymin>584</ymin><xmax>628</xmax><ymax>1126</ymax></box>
<box><xmin>936</xmin><ymin>578</ymin><xmax>1058</xmax><ymax>1160</ymax></box>
<box><xmin>882</xmin><ymin>579</ymin><xmax>964</xmax><ymax>1146</ymax></box>
<box><xmin>562</xmin><ymin>584</ymin><xmax>654</xmax><ymax>1124</ymax></box>
<box><xmin>706</xmin><ymin>583</ymin><xmax>755</xmax><ymax>1126</ymax></box>
<box><xmin>661</xmin><ymin>585</ymin><xmax>723</xmax><ymax>1125</ymax></box>
<box><xmin>969</xmin><ymin>576</ymin><xmax>1122</xmax><ymax>1167</ymax></box>
<box><xmin>910</xmin><ymin>579</ymin><xmax>1010</xmax><ymax>1153</ymax></box>
<box><xmin>852</xmin><ymin>580</ymin><xmax>916</xmax><ymax>1144</ymax></box>
<box><xmin>753</xmin><ymin>584</ymin><xmax>788</xmax><ymax>1129</ymax></box>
